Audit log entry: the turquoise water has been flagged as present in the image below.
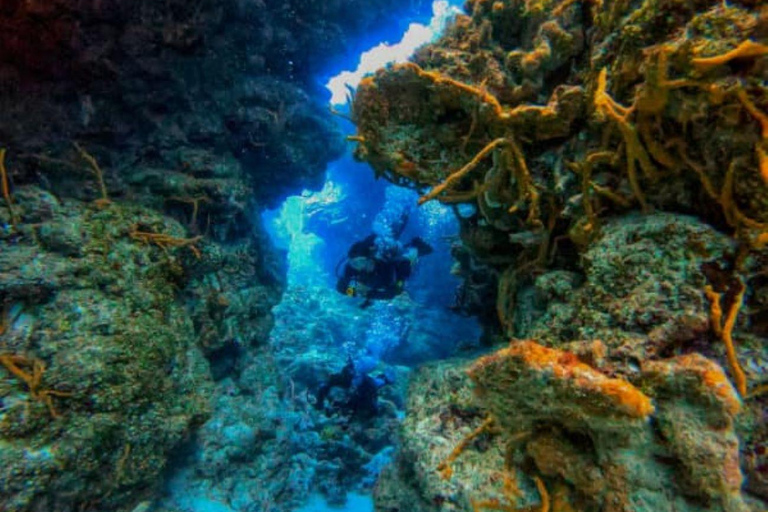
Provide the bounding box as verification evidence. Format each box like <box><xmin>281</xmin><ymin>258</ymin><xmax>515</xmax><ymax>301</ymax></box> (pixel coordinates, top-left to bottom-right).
<box><xmin>294</xmin><ymin>493</ymin><xmax>373</xmax><ymax>512</ymax></box>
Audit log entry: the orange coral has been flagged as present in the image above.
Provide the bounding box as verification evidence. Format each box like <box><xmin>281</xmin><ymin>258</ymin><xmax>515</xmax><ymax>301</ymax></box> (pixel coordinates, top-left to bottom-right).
<box><xmin>0</xmin><ymin>354</ymin><xmax>72</xmax><ymax>418</ymax></box>
<box><xmin>644</xmin><ymin>353</ymin><xmax>742</xmax><ymax>416</ymax></box>
<box><xmin>472</xmin><ymin>340</ymin><xmax>654</xmax><ymax>418</ymax></box>
<box><xmin>704</xmin><ymin>281</ymin><xmax>747</xmax><ymax>397</ymax></box>
<box><xmin>129</xmin><ymin>224</ymin><xmax>203</xmax><ymax>259</ymax></box>
<box><xmin>0</xmin><ymin>148</ymin><xmax>19</xmax><ymax>229</ymax></box>
<box><xmin>692</xmin><ymin>40</ymin><xmax>768</xmax><ymax>69</ymax></box>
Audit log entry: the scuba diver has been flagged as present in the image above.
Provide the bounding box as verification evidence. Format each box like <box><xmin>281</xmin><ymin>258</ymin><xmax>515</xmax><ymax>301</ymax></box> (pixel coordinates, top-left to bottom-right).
<box><xmin>314</xmin><ymin>358</ymin><xmax>395</xmax><ymax>419</ymax></box>
<box><xmin>335</xmin><ymin>232</ymin><xmax>433</xmax><ymax>308</ymax></box>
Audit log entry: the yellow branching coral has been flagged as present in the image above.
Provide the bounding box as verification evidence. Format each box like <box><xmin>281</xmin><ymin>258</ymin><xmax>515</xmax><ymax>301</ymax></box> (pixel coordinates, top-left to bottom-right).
<box><xmin>747</xmin><ymin>383</ymin><xmax>768</xmax><ymax>399</ymax></box>
<box><xmin>757</xmin><ymin>145</ymin><xmax>768</xmax><ymax>186</ymax></box>
<box><xmin>566</xmin><ymin>150</ymin><xmax>629</xmax><ymax>240</ymax></box>
<box><xmin>471</xmin><ymin>475</ymin><xmax>550</xmax><ymax>512</ymax></box>
<box><xmin>594</xmin><ymin>68</ymin><xmax>657</xmax><ymax>212</ymax></box>
<box><xmin>736</xmin><ymin>88</ymin><xmax>768</xmax><ymax>140</ymax></box>
<box><xmin>419</xmin><ymin>138</ymin><xmax>507</xmax><ymax>205</ymax></box>
<box><xmin>129</xmin><ymin>224</ymin><xmax>203</xmax><ymax>259</ymax></box>
<box><xmin>704</xmin><ymin>281</ymin><xmax>747</xmax><ymax>397</ymax></box>
<box><xmin>74</xmin><ymin>142</ymin><xmax>110</xmax><ymax>208</ymax></box>
<box><xmin>0</xmin><ymin>354</ymin><xmax>72</xmax><ymax>418</ymax></box>
<box><xmin>399</xmin><ymin>62</ymin><xmax>505</xmax><ymax>117</ymax></box>
<box><xmin>506</xmin><ymin>137</ymin><xmax>541</xmax><ymax>227</ymax></box>
<box><xmin>0</xmin><ymin>305</ymin><xmax>8</xmax><ymax>336</ymax></box>
<box><xmin>0</xmin><ymin>148</ymin><xmax>19</xmax><ymax>229</ymax></box>
<box><xmin>734</xmin><ymin>88</ymin><xmax>768</xmax><ymax>188</ymax></box>
<box><xmin>437</xmin><ymin>415</ymin><xmax>498</xmax><ymax>480</ymax></box>
<box><xmin>168</xmin><ymin>195</ymin><xmax>211</xmax><ymax>228</ymax></box>
<box><xmin>673</xmin><ymin>140</ymin><xmax>768</xmax><ymax>248</ymax></box>
<box><xmin>692</xmin><ymin>40</ymin><xmax>768</xmax><ymax>69</ymax></box>
<box><xmin>420</xmin><ymin>136</ymin><xmax>542</xmax><ymax>227</ymax></box>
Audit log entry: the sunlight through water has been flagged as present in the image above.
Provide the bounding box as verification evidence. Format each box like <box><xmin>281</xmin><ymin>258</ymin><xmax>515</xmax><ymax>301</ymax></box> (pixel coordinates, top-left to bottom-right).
<box><xmin>325</xmin><ymin>0</ymin><xmax>462</xmax><ymax>105</ymax></box>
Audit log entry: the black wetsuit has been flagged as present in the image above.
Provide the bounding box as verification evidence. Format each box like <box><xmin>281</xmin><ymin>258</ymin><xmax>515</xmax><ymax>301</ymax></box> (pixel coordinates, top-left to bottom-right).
<box><xmin>336</xmin><ymin>235</ymin><xmax>431</xmax><ymax>304</ymax></box>
<box><xmin>314</xmin><ymin>360</ymin><xmax>393</xmax><ymax>419</ymax></box>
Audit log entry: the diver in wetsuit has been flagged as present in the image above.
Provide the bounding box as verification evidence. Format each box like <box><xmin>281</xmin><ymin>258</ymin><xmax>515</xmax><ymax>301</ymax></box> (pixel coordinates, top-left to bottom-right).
<box><xmin>314</xmin><ymin>358</ymin><xmax>395</xmax><ymax>419</ymax></box>
<box><xmin>335</xmin><ymin>233</ymin><xmax>433</xmax><ymax>307</ymax></box>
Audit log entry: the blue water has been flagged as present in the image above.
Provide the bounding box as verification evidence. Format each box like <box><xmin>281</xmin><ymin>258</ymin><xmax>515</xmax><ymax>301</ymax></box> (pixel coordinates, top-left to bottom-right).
<box><xmin>158</xmin><ymin>5</ymin><xmax>476</xmax><ymax>510</ymax></box>
<box><xmin>293</xmin><ymin>493</ymin><xmax>373</xmax><ymax>512</ymax></box>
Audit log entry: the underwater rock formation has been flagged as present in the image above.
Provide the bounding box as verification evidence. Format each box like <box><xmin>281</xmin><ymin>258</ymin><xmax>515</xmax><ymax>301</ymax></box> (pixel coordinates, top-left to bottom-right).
<box><xmin>160</xmin><ymin>283</ymin><xmax>409</xmax><ymax>511</ymax></box>
<box><xmin>0</xmin><ymin>0</ymin><xmax>438</xmax><ymax>511</ymax></box>
<box><xmin>0</xmin><ymin>194</ymin><xmax>214</xmax><ymax>510</ymax></box>
<box><xmin>348</xmin><ymin>0</ymin><xmax>768</xmax><ymax>510</ymax></box>
<box><xmin>379</xmin><ymin>340</ymin><xmax>747</xmax><ymax>512</ymax></box>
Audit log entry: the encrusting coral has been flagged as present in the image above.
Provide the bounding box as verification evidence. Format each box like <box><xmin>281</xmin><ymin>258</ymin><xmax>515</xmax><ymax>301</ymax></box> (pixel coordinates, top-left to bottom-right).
<box><xmin>377</xmin><ymin>340</ymin><xmax>749</xmax><ymax>512</ymax></box>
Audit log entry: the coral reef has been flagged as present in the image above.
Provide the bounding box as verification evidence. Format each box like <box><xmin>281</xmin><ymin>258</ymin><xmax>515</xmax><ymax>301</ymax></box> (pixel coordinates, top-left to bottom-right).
<box><xmin>469</xmin><ymin>341</ymin><xmax>745</xmax><ymax>511</ymax></box>
<box><xmin>348</xmin><ymin>0</ymin><xmax>768</xmax><ymax>510</ymax></box>
<box><xmin>161</xmin><ymin>279</ymin><xmax>478</xmax><ymax>511</ymax></box>
<box><xmin>0</xmin><ymin>191</ymin><xmax>213</xmax><ymax>511</ymax></box>
<box><xmin>0</xmin><ymin>0</ymin><xmax>437</xmax><ymax>510</ymax></box>
<box><xmin>378</xmin><ymin>343</ymin><xmax>753</xmax><ymax>512</ymax></box>
<box><xmin>351</xmin><ymin>0</ymin><xmax>768</xmax><ymax>265</ymax></box>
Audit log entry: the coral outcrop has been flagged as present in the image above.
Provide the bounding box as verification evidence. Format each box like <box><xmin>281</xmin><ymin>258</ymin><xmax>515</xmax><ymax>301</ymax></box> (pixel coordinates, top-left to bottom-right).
<box><xmin>377</xmin><ymin>343</ymin><xmax>750</xmax><ymax>512</ymax></box>
<box><xmin>348</xmin><ymin>0</ymin><xmax>768</xmax><ymax>509</ymax></box>
<box><xmin>470</xmin><ymin>341</ymin><xmax>746</xmax><ymax>512</ymax></box>
<box><xmin>0</xmin><ymin>192</ymin><xmax>213</xmax><ymax>511</ymax></box>
<box><xmin>0</xmin><ymin>0</ymin><xmax>437</xmax><ymax>511</ymax></box>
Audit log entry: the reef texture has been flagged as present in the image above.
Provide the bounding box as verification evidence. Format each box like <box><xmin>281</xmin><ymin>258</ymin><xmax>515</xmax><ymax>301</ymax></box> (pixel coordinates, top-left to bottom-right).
<box><xmin>349</xmin><ymin>0</ymin><xmax>768</xmax><ymax>510</ymax></box>
<box><xmin>160</xmin><ymin>283</ymin><xmax>410</xmax><ymax>511</ymax></box>
<box><xmin>378</xmin><ymin>344</ymin><xmax>750</xmax><ymax>512</ymax></box>
<box><xmin>0</xmin><ymin>0</ymin><xmax>433</xmax><ymax>511</ymax></box>
<box><xmin>0</xmin><ymin>194</ymin><xmax>215</xmax><ymax>511</ymax></box>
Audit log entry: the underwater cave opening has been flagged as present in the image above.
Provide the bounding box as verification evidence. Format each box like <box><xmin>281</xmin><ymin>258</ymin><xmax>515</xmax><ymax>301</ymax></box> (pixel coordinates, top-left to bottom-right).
<box><xmin>260</xmin><ymin>133</ymin><xmax>482</xmax><ymax>512</ymax></box>
<box><xmin>258</xmin><ymin>1</ymin><xmax>481</xmax><ymax>510</ymax></box>
<box><xmin>158</xmin><ymin>2</ymin><xmax>477</xmax><ymax>512</ymax></box>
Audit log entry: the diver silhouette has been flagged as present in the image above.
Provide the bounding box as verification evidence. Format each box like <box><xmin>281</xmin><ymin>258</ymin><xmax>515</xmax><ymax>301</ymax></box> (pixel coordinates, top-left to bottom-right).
<box><xmin>335</xmin><ymin>226</ymin><xmax>433</xmax><ymax>308</ymax></box>
<box><xmin>313</xmin><ymin>358</ymin><xmax>395</xmax><ymax>419</ymax></box>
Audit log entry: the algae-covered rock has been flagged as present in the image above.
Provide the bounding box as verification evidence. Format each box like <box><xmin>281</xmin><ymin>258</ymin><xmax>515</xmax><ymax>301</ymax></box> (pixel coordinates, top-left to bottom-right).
<box><xmin>377</xmin><ymin>342</ymin><xmax>750</xmax><ymax>512</ymax></box>
<box><xmin>373</xmin><ymin>359</ymin><xmax>508</xmax><ymax>512</ymax></box>
<box><xmin>470</xmin><ymin>341</ymin><xmax>747</xmax><ymax>512</ymax></box>
<box><xmin>0</xmin><ymin>190</ymin><xmax>213</xmax><ymax>512</ymax></box>
<box><xmin>518</xmin><ymin>213</ymin><xmax>735</xmax><ymax>355</ymax></box>
<box><xmin>351</xmin><ymin>0</ymin><xmax>768</xmax><ymax>507</ymax></box>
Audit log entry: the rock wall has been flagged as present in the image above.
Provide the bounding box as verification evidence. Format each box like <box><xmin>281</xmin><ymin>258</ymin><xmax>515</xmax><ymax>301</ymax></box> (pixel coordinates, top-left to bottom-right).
<box><xmin>0</xmin><ymin>1</ymin><xmax>432</xmax><ymax>510</ymax></box>
<box><xmin>349</xmin><ymin>0</ymin><xmax>768</xmax><ymax>510</ymax></box>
